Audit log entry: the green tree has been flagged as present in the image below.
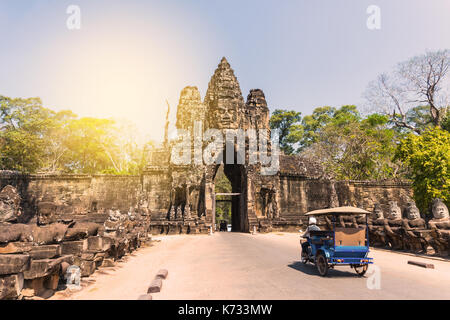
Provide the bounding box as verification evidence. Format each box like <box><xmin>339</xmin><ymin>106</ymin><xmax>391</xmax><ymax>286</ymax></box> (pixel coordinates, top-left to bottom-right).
<box><xmin>300</xmin><ymin>105</ymin><xmax>360</xmax><ymax>151</ymax></box>
<box><xmin>215</xmin><ymin>166</ymin><xmax>232</xmax><ymax>224</ymax></box>
<box><xmin>301</xmin><ymin>110</ymin><xmax>401</xmax><ymax>180</ymax></box>
<box><xmin>269</xmin><ymin>109</ymin><xmax>303</xmax><ymax>154</ymax></box>
<box><xmin>395</xmin><ymin>128</ymin><xmax>450</xmax><ymax>214</ymax></box>
<box><xmin>0</xmin><ymin>96</ymin><xmax>55</xmax><ymax>173</ymax></box>
<box><xmin>63</xmin><ymin>117</ymin><xmax>118</xmax><ymax>174</ymax></box>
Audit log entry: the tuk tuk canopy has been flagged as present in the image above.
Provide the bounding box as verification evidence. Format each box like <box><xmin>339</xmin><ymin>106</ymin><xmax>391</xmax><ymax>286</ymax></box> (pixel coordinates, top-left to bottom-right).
<box><xmin>304</xmin><ymin>206</ymin><xmax>370</xmax><ymax>216</ymax></box>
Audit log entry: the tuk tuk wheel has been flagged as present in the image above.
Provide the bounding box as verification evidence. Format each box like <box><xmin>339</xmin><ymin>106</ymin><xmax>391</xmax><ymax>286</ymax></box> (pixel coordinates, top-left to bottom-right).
<box><xmin>354</xmin><ymin>264</ymin><xmax>368</xmax><ymax>276</ymax></box>
<box><xmin>316</xmin><ymin>253</ymin><xmax>329</xmax><ymax>277</ymax></box>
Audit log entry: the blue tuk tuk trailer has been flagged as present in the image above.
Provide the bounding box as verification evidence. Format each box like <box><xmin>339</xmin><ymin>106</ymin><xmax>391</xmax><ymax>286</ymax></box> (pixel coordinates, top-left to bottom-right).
<box><xmin>300</xmin><ymin>206</ymin><xmax>373</xmax><ymax>277</ymax></box>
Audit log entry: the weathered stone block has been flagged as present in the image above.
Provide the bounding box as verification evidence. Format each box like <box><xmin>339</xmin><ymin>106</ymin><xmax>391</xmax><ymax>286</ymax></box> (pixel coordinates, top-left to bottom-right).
<box><xmin>0</xmin><ymin>273</ymin><xmax>23</xmax><ymax>299</ymax></box>
<box><xmin>25</xmin><ymin>277</ymin><xmax>45</xmax><ymax>296</ymax></box>
<box><xmin>87</xmin><ymin>236</ymin><xmax>112</xmax><ymax>252</ymax></box>
<box><xmin>61</xmin><ymin>240</ymin><xmax>87</xmax><ymax>256</ymax></box>
<box><xmin>0</xmin><ymin>242</ymin><xmax>33</xmax><ymax>254</ymax></box>
<box><xmin>101</xmin><ymin>258</ymin><xmax>115</xmax><ymax>267</ymax></box>
<box><xmin>23</xmin><ymin>255</ymin><xmax>73</xmax><ymax>280</ymax></box>
<box><xmin>29</xmin><ymin>245</ymin><xmax>61</xmax><ymax>259</ymax></box>
<box><xmin>44</xmin><ymin>273</ymin><xmax>60</xmax><ymax>290</ymax></box>
<box><xmin>80</xmin><ymin>252</ymin><xmax>95</xmax><ymax>261</ymax></box>
<box><xmin>0</xmin><ymin>254</ymin><xmax>30</xmax><ymax>275</ymax></box>
<box><xmin>137</xmin><ymin>294</ymin><xmax>152</xmax><ymax>300</ymax></box>
<box><xmin>73</xmin><ymin>257</ymin><xmax>96</xmax><ymax>277</ymax></box>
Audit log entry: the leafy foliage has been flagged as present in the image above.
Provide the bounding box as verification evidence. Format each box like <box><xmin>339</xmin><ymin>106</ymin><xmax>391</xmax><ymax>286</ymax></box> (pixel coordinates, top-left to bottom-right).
<box><xmin>268</xmin><ymin>105</ymin><xmax>402</xmax><ymax>181</ymax></box>
<box><xmin>215</xmin><ymin>166</ymin><xmax>232</xmax><ymax>224</ymax></box>
<box><xmin>0</xmin><ymin>95</ymin><xmax>154</xmax><ymax>175</ymax></box>
<box><xmin>301</xmin><ymin>109</ymin><xmax>402</xmax><ymax>180</ymax></box>
<box><xmin>300</xmin><ymin>105</ymin><xmax>360</xmax><ymax>151</ymax></box>
<box><xmin>395</xmin><ymin>128</ymin><xmax>450</xmax><ymax>214</ymax></box>
<box><xmin>269</xmin><ymin>109</ymin><xmax>303</xmax><ymax>155</ymax></box>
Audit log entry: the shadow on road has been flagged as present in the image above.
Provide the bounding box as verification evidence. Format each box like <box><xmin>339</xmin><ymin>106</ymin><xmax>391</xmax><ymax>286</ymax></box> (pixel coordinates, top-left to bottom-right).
<box><xmin>288</xmin><ymin>261</ymin><xmax>364</xmax><ymax>278</ymax></box>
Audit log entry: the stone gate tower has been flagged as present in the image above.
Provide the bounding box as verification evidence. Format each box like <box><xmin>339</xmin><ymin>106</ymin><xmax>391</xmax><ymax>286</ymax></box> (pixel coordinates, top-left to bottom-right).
<box><xmin>143</xmin><ymin>57</ymin><xmax>412</xmax><ymax>235</ymax></box>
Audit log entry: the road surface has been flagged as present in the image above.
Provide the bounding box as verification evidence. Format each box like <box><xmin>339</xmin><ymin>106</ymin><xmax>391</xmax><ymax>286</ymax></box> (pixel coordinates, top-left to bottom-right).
<box><xmin>52</xmin><ymin>232</ymin><xmax>450</xmax><ymax>300</ymax></box>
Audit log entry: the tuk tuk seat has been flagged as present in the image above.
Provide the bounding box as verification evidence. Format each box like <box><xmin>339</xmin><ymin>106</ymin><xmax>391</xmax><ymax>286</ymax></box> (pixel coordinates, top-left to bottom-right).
<box><xmin>335</xmin><ymin>227</ymin><xmax>366</xmax><ymax>247</ymax></box>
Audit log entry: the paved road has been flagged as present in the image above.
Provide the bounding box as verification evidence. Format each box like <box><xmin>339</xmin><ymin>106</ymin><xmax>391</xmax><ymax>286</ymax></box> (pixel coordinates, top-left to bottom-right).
<box><xmin>53</xmin><ymin>232</ymin><xmax>450</xmax><ymax>300</ymax></box>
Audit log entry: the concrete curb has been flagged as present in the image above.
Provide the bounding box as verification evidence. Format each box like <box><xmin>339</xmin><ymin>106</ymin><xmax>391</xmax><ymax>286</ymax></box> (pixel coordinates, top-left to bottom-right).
<box><xmin>147</xmin><ymin>278</ymin><xmax>162</xmax><ymax>293</ymax></box>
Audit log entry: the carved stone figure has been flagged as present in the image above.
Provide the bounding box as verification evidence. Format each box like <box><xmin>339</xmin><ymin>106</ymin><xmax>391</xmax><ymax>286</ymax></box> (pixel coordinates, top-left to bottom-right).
<box><xmin>169</xmin><ymin>206</ymin><xmax>176</xmax><ymax>221</ymax></box>
<box><xmin>368</xmin><ymin>203</ymin><xmax>387</xmax><ymax>247</ymax></box>
<box><xmin>339</xmin><ymin>215</ymin><xmax>358</xmax><ymax>228</ymax></box>
<box><xmin>384</xmin><ymin>201</ymin><xmax>404</xmax><ymax>250</ymax></box>
<box><xmin>428</xmin><ymin>199</ymin><xmax>450</xmax><ymax>256</ymax></box>
<box><xmin>401</xmin><ymin>202</ymin><xmax>429</xmax><ymax>253</ymax></box>
<box><xmin>176</xmin><ymin>206</ymin><xmax>183</xmax><ymax>220</ymax></box>
<box><xmin>0</xmin><ymin>185</ymin><xmax>22</xmax><ymax>223</ymax></box>
<box><xmin>184</xmin><ymin>205</ymin><xmax>191</xmax><ymax>220</ymax></box>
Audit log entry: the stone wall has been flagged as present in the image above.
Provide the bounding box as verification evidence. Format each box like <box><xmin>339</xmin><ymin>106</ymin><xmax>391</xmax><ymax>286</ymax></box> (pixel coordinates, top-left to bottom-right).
<box><xmin>0</xmin><ymin>172</ymin><xmax>142</xmax><ymax>224</ymax></box>
<box><xmin>277</xmin><ymin>178</ymin><xmax>413</xmax><ymax>219</ymax></box>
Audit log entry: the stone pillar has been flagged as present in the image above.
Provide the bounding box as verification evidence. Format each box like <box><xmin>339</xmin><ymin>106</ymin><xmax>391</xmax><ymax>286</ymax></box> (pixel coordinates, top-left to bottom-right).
<box><xmin>204</xmin><ymin>181</ymin><xmax>214</xmax><ymax>223</ymax></box>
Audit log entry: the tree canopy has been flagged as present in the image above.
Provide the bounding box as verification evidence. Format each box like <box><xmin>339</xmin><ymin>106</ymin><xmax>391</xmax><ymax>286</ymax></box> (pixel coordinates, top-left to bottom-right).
<box><xmin>0</xmin><ymin>95</ymin><xmax>154</xmax><ymax>174</ymax></box>
<box><xmin>395</xmin><ymin>128</ymin><xmax>450</xmax><ymax>214</ymax></box>
<box><xmin>269</xmin><ymin>109</ymin><xmax>303</xmax><ymax>155</ymax></box>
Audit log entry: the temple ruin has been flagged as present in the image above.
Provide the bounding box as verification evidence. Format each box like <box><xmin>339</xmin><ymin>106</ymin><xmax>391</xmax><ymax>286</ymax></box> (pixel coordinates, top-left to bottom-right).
<box><xmin>2</xmin><ymin>57</ymin><xmax>449</xmax><ymax>300</ymax></box>
<box><xmin>144</xmin><ymin>57</ymin><xmax>414</xmax><ymax>234</ymax></box>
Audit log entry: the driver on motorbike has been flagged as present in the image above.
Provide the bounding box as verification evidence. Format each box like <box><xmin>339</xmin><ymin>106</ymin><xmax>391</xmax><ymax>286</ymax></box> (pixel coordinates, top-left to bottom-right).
<box><xmin>301</xmin><ymin>217</ymin><xmax>321</xmax><ymax>255</ymax></box>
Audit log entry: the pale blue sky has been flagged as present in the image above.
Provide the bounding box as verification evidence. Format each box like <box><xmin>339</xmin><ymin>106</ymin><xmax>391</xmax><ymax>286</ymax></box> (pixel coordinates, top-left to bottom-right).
<box><xmin>1</xmin><ymin>0</ymin><xmax>449</xmax><ymax>141</ymax></box>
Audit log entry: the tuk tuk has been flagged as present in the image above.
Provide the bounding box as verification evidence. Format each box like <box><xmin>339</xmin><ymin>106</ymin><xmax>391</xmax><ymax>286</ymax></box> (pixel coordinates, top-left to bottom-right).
<box><xmin>300</xmin><ymin>206</ymin><xmax>373</xmax><ymax>277</ymax></box>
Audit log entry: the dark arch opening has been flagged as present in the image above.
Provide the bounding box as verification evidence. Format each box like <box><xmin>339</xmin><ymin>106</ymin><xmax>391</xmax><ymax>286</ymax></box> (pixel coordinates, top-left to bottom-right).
<box><xmin>213</xmin><ymin>163</ymin><xmax>248</xmax><ymax>232</ymax></box>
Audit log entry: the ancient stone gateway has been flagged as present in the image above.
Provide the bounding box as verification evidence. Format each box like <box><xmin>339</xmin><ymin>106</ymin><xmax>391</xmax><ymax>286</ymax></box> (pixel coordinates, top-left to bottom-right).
<box><xmin>144</xmin><ymin>57</ymin><xmax>414</xmax><ymax>234</ymax></box>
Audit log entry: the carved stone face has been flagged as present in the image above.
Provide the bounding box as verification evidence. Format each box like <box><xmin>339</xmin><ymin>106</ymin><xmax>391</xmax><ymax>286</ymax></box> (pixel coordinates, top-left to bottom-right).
<box><xmin>210</xmin><ymin>99</ymin><xmax>239</xmax><ymax>129</ymax></box>
<box><xmin>406</xmin><ymin>202</ymin><xmax>421</xmax><ymax>220</ymax></box>
<box><xmin>388</xmin><ymin>201</ymin><xmax>402</xmax><ymax>219</ymax></box>
<box><xmin>372</xmin><ymin>204</ymin><xmax>384</xmax><ymax>220</ymax></box>
<box><xmin>432</xmin><ymin>199</ymin><xmax>449</xmax><ymax>219</ymax></box>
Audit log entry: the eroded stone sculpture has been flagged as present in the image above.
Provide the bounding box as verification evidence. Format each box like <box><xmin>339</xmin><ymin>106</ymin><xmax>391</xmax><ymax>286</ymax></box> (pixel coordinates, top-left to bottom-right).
<box><xmin>401</xmin><ymin>202</ymin><xmax>429</xmax><ymax>253</ymax></box>
<box><xmin>0</xmin><ymin>185</ymin><xmax>22</xmax><ymax>223</ymax></box>
<box><xmin>428</xmin><ymin>199</ymin><xmax>450</xmax><ymax>256</ymax></box>
<box><xmin>368</xmin><ymin>203</ymin><xmax>386</xmax><ymax>247</ymax></box>
<box><xmin>384</xmin><ymin>201</ymin><xmax>404</xmax><ymax>249</ymax></box>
